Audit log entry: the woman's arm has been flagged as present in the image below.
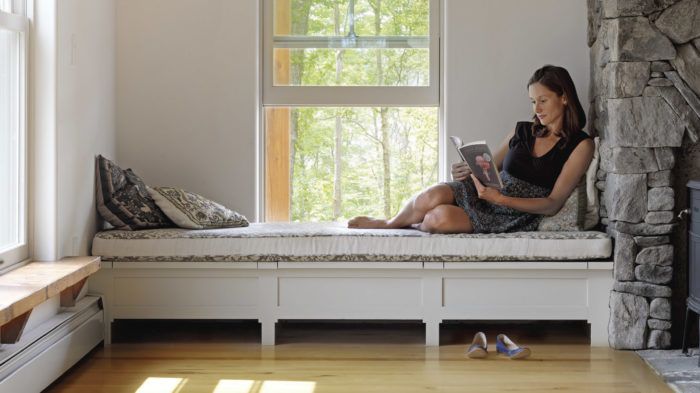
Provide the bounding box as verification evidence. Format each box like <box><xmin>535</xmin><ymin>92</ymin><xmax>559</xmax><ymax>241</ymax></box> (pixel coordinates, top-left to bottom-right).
<box><xmin>472</xmin><ymin>138</ymin><xmax>594</xmax><ymax>215</ymax></box>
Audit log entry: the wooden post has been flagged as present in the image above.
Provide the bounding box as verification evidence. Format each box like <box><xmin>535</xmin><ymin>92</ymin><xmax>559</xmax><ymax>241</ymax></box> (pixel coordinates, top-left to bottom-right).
<box><xmin>265</xmin><ymin>0</ymin><xmax>292</xmax><ymax>222</ymax></box>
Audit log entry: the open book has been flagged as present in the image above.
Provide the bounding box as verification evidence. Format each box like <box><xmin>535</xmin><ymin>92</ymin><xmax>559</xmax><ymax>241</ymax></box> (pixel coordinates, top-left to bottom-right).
<box><xmin>450</xmin><ymin>136</ymin><xmax>504</xmax><ymax>189</ymax></box>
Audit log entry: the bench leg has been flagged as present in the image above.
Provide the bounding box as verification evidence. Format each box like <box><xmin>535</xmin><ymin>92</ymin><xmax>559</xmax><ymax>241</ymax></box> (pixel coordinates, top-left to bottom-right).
<box><xmin>261</xmin><ymin>319</ymin><xmax>277</xmax><ymax>345</ymax></box>
<box><xmin>589</xmin><ymin>270</ymin><xmax>613</xmax><ymax>347</ymax></box>
<box><xmin>425</xmin><ymin>320</ymin><xmax>441</xmax><ymax>346</ymax></box>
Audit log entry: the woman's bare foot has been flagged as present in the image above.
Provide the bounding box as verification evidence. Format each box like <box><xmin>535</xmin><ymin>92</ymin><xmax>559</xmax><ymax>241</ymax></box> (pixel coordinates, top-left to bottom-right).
<box><xmin>347</xmin><ymin>216</ymin><xmax>391</xmax><ymax>229</ymax></box>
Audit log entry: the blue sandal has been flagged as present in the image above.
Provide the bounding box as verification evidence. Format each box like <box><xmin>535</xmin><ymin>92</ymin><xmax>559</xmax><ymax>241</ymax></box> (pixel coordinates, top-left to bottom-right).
<box><xmin>496</xmin><ymin>334</ymin><xmax>531</xmax><ymax>359</ymax></box>
<box><xmin>467</xmin><ymin>332</ymin><xmax>488</xmax><ymax>359</ymax></box>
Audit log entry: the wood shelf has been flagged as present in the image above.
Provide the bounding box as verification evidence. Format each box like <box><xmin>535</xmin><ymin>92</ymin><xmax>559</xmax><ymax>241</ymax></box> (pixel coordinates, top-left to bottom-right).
<box><xmin>0</xmin><ymin>257</ymin><xmax>100</xmax><ymax>343</ymax></box>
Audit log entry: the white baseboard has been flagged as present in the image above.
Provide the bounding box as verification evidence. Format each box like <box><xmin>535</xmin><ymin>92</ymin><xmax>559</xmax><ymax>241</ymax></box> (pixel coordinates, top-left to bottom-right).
<box><xmin>0</xmin><ymin>296</ymin><xmax>104</xmax><ymax>393</ymax></box>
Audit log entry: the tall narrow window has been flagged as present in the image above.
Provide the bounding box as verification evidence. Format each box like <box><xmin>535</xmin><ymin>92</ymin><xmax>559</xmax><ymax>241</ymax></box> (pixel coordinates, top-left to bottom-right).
<box><xmin>0</xmin><ymin>0</ymin><xmax>28</xmax><ymax>268</ymax></box>
<box><xmin>262</xmin><ymin>0</ymin><xmax>440</xmax><ymax>222</ymax></box>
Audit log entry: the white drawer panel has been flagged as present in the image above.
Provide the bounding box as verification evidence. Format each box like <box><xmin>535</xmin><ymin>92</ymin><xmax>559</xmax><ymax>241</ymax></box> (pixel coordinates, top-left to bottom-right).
<box><xmin>278</xmin><ymin>277</ymin><xmax>423</xmax><ymax>308</ymax></box>
<box><xmin>114</xmin><ymin>277</ymin><xmax>258</xmax><ymax>307</ymax></box>
<box><xmin>444</xmin><ymin>277</ymin><xmax>588</xmax><ymax>307</ymax></box>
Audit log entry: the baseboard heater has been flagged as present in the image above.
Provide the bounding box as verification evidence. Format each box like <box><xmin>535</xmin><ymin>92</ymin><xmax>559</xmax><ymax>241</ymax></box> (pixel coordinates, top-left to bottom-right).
<box><xmin>0</xmin><ymin>295</ymin><xmax>104</xmax><ymax>393</ymax></box>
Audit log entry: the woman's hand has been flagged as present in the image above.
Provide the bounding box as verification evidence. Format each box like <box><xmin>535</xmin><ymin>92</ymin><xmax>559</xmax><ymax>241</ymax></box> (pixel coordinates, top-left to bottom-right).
<box><xmin>471</xmin><ymin>174</ymin><xmax>504</xmax><ymax>205</ymax></box>
<box><xmin>451</xmin><ymin>162</ymin><xmax>472</xmax><ymax>181</ymax></box>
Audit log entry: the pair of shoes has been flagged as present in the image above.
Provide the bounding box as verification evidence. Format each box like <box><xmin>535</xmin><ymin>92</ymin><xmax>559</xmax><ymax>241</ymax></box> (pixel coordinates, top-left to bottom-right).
<box><xmin>466</xmin><ymin>332</ymin><xmax>531</xmax><ymax>360</ymax></box>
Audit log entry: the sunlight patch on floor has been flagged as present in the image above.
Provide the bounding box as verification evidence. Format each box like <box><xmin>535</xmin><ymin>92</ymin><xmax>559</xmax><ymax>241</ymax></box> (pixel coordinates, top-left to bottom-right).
<box><xmin>135</xmin><ymin>377</ymin><xmax>187</xmax><ymax>393</ymax></box>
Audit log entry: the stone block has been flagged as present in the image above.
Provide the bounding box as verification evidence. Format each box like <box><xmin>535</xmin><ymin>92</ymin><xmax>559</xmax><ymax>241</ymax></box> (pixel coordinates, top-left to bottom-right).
<box><xmin>614</xmin><ymin>281</ymin><xmax>672</xmax><ymax>297</ymax></box>
<box><xmin>655</xmin><ymin>0</ymin><xmax>700</xmax><ymax>44</ymax></box>
<box><xmin>635</xmin><ymin>264</ymin><xmax>673</xmax><ymax>284</ymax></box>
<box><xmin>647</xmin><ymin>78</ymin><xmax>674</xmax><ymax>87</ymax></box>
<box><xmin>650</xmin><ymin>298</ymin><xmax>672</xmax><ymax>319</ymax></box>
<box><xmin>605</xmin><ymin>97</ymin><xmax>684</xmax><ymax>147</ymax></box>
<box><xmin>609</xmin><ymin>291</ymin><xmax>649</xmax><ymax>349</ymax></box>
<box><xmin>647</xmin><ymin>330</ymin><xmax>672</xmax><ymax>349</ymax></box>
<box><xmin>614</xmin><ymin>233</ymin><xmax>636</xmax><ymax>281</ymax></box>
<box><xmin>612</xmin><ymin>221</ymin><xmax>676</xmax><ymax>235</ymax></box>
<box><xmin>608</xmin><ymin>17</ymin><xmax>676</xmax><ymax>62</ymax></box>
<box><xmin>601</xmin><ymin>205</ymin><xmax>608</xmax><ymax>217</ymax></box>
<box><xmin>650</xmin><ymin>61</ymin><xmax>672</xmax><ymax>72</ymax></box>
<box><xmin>588</xmin><ymin>0</ymin><xmax>603</xmax><ymax>46</ymax></box>
<box><xmin>596</xmin><ymin>180</ymin><xmax>606</xmax><ymax>191</ymax></box>
<box><xmin>648</xmin><ymin>187</ymin><xmax>675</xmax><ymax>211</ymax></box>
<box><xmin>603</xmin><ymin>62</ymin><xmax>650</xmax><ymax>98</ymax></box>
<box><xmin>606</xmin><ymin>173</ymin><xmax>647</xmax><ymax>222</ymax></box>
<box><xmin>645</xmin><ymin>211</ymin><xmax>675</xmax><ymax>224</ymax></box>
<box><xmin>671</xmin><ymin>44</ymin><xmax>700</xmax><ymax>98</ymax></box>
<box><xmin>648</xmin><ymin>318</ymin><xmax>671</xmax><ymax>330</ymax></box>
<box><xmin>665</xmin><ymin>71</ymin><xmax>700</xmax><ymax>119</ymax></box>
<box><xmin>655</xmin><ymin>148</ymin><xmax>676</xmax><ymax>170</ymax></box>
<box><xmin>636</xmin><ymin>245</ymin><xmax>674</xmax><ymax>266</ymax></box>
<box><xmin>600</xmin><ymin>146</ymin><xmax>658</xmax><ymax>173</ymax></box>
<box><xmin>602</xmin><ymin>0</ymin><xmax>677</xmax><ymax>17</ymax></box>
<box><xmin>644</xmin><ymin>84</ymin><xmax>700</xmax><ymax>144</ymax></box>
<box><xmin>597</xmin><ymin>169</ymin><xmax>607</xmax><ymax>181</ymax></box>
<box><xmin>634</xmin><ymin>235</ymin><xmax>670</xmax><ymax>247</ymax></box>
<box><xmin>651</xmin><ymin>72</ymin><xmax>664</xmax><ymax>78</ymax></box>
<box><xmin>647</xmin><ymin>170</ymin><xmax>673</xmax><ymax>187</ymax></box>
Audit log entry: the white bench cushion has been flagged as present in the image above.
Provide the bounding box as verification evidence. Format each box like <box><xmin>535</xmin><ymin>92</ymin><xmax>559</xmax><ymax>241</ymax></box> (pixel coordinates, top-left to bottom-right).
<box><xmin>92</xmin><ymin>222</ymin><xmax>612</xmax><ymax>262</ymax></box>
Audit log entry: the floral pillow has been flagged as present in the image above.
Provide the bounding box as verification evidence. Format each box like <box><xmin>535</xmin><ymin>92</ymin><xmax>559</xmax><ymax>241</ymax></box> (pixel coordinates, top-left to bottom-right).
<box><xmin>95</xmin><ymin>155</ymin><xmax>173</xmax><ymax>230</ymax></box>
<box><xmin>148</xmin><ymin>187</ymin><xmax>249</xmax><ymax>229</ymax></box>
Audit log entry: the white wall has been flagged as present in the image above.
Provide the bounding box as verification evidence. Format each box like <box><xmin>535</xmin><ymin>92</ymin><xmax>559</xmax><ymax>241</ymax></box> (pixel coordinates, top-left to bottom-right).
<box><xmin>115</xmin><ymin>0</ymin><xmax>258</xmax><ymax>220</ymax></box>
<box><xmin>57</xmin><ymin>0</ymin><xmax>116</xmax><ymax>257</ymax></box>
<box><xmin>444</xmin><ymin>0</ymin><xmax>590</xmax><ymax>172</ymax></box>
<box><xmin>114</xmin><ymin>0</ymin><xmax>588</xmax><ymax>217</ymax></box>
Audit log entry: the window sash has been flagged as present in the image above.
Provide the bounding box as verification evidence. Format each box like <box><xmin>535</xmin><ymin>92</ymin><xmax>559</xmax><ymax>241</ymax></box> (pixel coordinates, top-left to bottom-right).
<box><xmin>262</xmin><ymin>0</ymin><xmax>440</xmax><ymax>107</ymax></box>
<box><xmin>0</xmin><ymin>2</ymin><xmax>27</xmax><ymax>269</ymax></box>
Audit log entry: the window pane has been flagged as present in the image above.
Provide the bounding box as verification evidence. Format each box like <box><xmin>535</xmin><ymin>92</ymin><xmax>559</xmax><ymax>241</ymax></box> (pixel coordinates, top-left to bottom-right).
<box><xmin>274</xmin><ymin>0</ymin><xmax>429</xmax><ymax>37</ymax></box>
<box><xmin>0</xmin><ymin>0</ymin><xmax>11</xmax><ymax>13</ymax></box>
<box><xmin>0</xmin><ymin>28</ymin><xmax>21</xmax><ymax>252</ymax></box>
<box><xmin>265</xmin><ymin>107</ymin><xmax>438</xmax><ymax>222</ymax></box>
<box><xmin>272</xmin><ymin>0</ymin><xmax>431</xmax><ymax>87</ymax></box>
<box><xmin>273</xmin><ymin>48</ymin><xmax>429</xmax><ymax>86</ymax></box>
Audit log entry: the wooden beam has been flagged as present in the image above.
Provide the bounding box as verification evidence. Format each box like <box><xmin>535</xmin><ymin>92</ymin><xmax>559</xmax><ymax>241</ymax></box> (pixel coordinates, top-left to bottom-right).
<box><xmin>1</xmin><ymin>310</ymin><xmax>32</xmax><ymax>344</ymax></box>
<box><xmin>60</xmin><ymin>277</ymin><xmax>88</xmax><ymax>307</ymax></box>
<box><xmin>265</xmin><ymin>0</ymin><xmax>292</xmax><ymax>222</ymax></box>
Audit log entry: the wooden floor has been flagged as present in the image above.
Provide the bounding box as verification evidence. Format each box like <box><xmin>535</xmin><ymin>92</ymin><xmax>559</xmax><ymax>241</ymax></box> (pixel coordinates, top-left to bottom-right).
<box><xmin>44</xmin><ymin>321</ymin><xmax>672</xmax><ymax>393</ymax></box>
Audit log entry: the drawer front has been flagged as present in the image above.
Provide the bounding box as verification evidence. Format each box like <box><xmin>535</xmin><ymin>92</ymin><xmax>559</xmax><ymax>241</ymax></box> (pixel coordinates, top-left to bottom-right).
<box><xmin>691</xmin><ymin>232</ymin><xmax>700</xmax><ymax>302</ymax></box>
<box><xmin>691</xmin><ymin>194</ymin><xmax>700</xmax><ymax>234</ymax></box>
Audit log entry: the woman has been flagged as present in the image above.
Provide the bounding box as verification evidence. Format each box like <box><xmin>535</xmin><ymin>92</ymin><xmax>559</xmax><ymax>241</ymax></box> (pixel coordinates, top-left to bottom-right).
<box><xmin>348</xmin><ymin>65</ymin><xmax>594</xmax><ymax>234</ymax></box>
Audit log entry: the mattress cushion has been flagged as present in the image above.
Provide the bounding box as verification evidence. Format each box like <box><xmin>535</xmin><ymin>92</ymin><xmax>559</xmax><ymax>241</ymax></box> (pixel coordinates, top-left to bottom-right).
<box><xmin>92</xmin><ymin>222</ymin><xmax>612</xmax><ymax>262</ymax></box>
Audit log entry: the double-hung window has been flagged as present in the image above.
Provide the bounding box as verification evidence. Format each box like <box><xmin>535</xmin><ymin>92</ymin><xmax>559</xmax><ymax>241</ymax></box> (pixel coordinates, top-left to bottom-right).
<box><xmin>262</xmin><ymin>0</ymin><xmax>440</xmax><ymax>222</ymax></box>
<box><xmin>0</xmin><ymin>0</ymin><xmax>28</xmax><ymax>268</ymax></box>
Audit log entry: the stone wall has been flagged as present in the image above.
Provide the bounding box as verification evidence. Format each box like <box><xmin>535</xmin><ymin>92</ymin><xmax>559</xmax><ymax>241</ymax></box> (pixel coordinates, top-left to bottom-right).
<box><xmin>588</xmin><ymin>0</ymin><xmax>700</xmax><ymax>349</ymax></box>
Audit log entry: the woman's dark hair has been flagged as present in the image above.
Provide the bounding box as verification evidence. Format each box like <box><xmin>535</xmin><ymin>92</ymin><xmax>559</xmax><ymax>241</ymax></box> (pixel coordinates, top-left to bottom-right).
<box><xmin>527</xmin><ymin>65</ymin><xmax>586</xmax><ymax>145</ymax></box>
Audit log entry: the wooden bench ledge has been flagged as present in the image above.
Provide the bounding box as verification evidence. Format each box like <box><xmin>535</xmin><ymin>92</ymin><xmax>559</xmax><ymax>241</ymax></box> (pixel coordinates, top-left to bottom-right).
<box><xmin>0</xmin><ymin>256</ymin><xmax>100</xmax><ymax>343</ymax></box>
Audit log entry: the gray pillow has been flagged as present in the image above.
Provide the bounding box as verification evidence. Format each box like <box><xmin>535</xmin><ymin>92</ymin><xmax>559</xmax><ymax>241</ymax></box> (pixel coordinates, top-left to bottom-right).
<box><xmin>95</xmin><ymin>155</ymin><xmax>173</xmax><ymax>230</ymax></box>
<box><xmin>538</xmin><ymin>183</ymin><xmax>587</xmax><ymax>231</ymax></box>
<box><xmin>148</xmin><ymin>187</ymin><xmax>249</xmax><ymax>229</ymax></box>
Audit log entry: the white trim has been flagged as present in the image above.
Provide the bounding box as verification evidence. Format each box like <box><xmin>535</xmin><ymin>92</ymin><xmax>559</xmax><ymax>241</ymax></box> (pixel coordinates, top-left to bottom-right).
<box><xmin>30</xmin><ymin>0</ymin><xmax>57</xmax><ymax>261</ymax></box>
<box><xmin>0</xmin><ymin>9</ymin><xmax>27</xmax><ymax>32</ymax></box>
<box><xmin>262</xmin><ymin>0</ymin><xmax>440</xmax><ymax>107</ymax></box>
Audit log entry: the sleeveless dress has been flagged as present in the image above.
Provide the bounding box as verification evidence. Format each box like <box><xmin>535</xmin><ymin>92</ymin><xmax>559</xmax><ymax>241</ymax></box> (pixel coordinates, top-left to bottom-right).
<box><xmin>445</xmin><ymin>122</ymin><xmax>590</xmax><ymax>233</ymax></box>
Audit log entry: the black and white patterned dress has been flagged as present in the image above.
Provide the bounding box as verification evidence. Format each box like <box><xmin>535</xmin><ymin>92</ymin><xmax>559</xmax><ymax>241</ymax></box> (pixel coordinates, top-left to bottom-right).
<box><xmin>445</xmin><ymin>121</ymin><xmax>591</xmax><ymax>233</ymax></box>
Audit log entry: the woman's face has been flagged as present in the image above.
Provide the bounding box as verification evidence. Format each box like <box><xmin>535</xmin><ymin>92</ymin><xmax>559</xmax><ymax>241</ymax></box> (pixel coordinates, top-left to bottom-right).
<box><xmin>528</xmin><ymin>82</ymin><xmax>567</xmax><ymax>132</ymax></box>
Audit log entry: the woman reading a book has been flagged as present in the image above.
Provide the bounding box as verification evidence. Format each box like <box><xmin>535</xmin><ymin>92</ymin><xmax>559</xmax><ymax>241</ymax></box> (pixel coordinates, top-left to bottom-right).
<box><xmin>348</xmin><ymin>65</ymin><xmax>594</xmax><ymax>233</ymax></box>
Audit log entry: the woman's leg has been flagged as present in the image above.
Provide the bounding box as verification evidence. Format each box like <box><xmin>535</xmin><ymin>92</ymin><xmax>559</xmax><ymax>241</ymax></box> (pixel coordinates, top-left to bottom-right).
<box><xmin>348</xmin><ymin>184</ymin><xmax>456</xmax><ymax>229</ymax></box>
<box><xmin>419</xmin><ymin>204</ymin><xmax>474</xmax><ymax>234</ymax></box>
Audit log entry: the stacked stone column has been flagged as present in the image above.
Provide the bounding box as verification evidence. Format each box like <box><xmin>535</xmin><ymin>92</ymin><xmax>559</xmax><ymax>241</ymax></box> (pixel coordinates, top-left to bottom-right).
<box><xmin>588</xmin><ymin>0</ymin><xmax>700</xmax><ymax>349</ymax></box>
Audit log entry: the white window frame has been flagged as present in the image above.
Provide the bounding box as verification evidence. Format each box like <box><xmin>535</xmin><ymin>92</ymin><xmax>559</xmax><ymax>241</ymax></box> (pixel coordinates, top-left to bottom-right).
<box><xmin>0</xmin><ymin>0</ymin><xmax>29</xmax><ymax>270</ymax></box>
<box><xmin>261</xmin><ymin>0</ymin><xmax>441</xmax><ymax>107</ymax></box>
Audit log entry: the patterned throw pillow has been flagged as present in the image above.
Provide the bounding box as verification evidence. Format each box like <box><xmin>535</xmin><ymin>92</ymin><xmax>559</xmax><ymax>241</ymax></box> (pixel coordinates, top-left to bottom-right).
<box><xmin>148</xmin><ymin>187</ymin><xmax>249</xmax><ymax>229</ymax></box>
<box><xmin>537</xmin><ymin>182</ymin><xmax>587</xmax><ymax>231</ymax></box>
<box><xmin>95</xmin><ymin>155</ymin><xmax>173</xmax><ymax>230</ymax></box>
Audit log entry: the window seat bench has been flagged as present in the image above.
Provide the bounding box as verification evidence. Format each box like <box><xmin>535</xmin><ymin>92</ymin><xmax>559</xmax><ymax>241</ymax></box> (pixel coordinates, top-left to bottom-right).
<box><xmin>89</xmin><ymin>223</ymin><xmax>614</xmax><ymax>346</ymax></box>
